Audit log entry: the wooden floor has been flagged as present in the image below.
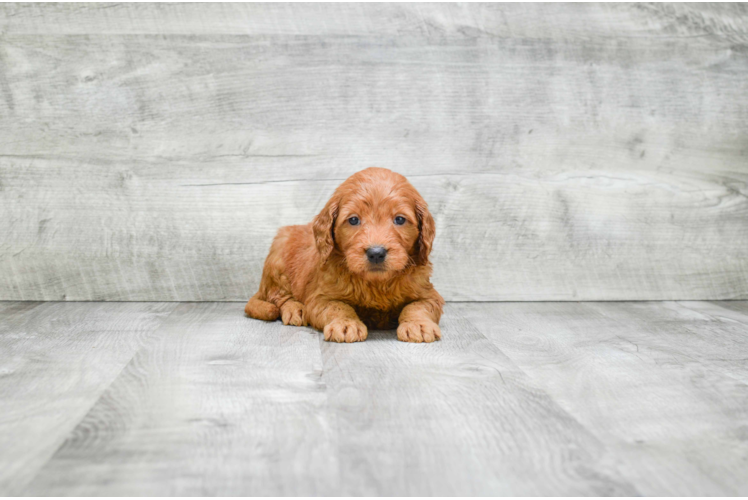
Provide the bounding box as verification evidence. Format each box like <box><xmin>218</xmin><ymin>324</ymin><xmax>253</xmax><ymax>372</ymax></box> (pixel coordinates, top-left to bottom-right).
<box><xmin>1</xmin><ymin>301</ymin><xmax>747</xmax><ymax>496</ymax></box>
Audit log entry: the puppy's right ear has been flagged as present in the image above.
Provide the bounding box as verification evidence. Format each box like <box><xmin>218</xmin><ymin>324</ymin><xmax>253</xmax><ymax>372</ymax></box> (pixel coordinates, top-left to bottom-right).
<box><xmin>313</xmin><ymin>196</ymin><xmax>339</xmax><ymax>262</ymax></box>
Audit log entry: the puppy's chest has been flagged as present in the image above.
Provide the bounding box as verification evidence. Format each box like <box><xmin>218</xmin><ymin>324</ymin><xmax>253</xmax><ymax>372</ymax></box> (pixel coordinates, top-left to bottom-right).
<box><xmin>347</xmin><ymin>288</ymin><xmax>411</xmax><ymax>330</ymax></box>
<box><xmin>354</xmin><ymin>305</ymin><xmax>402</xmax><ymax>330</ymax></box>
<box><xmin>346</xmin><ymin>282</ymin><xmax>411</xmax><ymax>309</ymax></box>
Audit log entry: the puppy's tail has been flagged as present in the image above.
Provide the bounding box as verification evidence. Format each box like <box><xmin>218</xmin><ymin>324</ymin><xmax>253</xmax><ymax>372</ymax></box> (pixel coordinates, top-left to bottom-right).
<box><xmin>244</xmin><ymin>293</ymin><xmax>280</xmax><ymax>321</ymax></box>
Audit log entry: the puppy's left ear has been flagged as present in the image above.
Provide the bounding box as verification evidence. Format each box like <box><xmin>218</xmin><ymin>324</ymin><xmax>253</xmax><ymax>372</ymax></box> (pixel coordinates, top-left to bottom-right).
<box><xmin>312</xmin><ymin>196</ymin><xmax>339</xmax><ymax>263</ymax></box>
<box><xmin>415</xmin><ymin>197</ymin><xmax>435</xmax><ymax>266</ymax></box>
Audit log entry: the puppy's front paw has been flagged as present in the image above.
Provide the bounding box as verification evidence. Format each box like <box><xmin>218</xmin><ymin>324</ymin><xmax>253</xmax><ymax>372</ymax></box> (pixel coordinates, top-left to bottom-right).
<box><xmin>280</xmin><ymin>301</ymin><xmax>307</xmax><ymax>326</ymax></box>
<box><xmin>397</xmin><ymin>320</ymin><xmax>441</xmax><ymax>343</ymax></box>
<box><xmin>324</xmin><ymin>318</ymin><xmax>368</xmax><ymax>343</ymax></box>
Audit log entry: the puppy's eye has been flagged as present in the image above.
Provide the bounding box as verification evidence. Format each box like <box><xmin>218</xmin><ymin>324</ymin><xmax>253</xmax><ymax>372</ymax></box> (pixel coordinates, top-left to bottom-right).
<box><xmin>394</xmin><ymin>216</ymin><xmax>406</xmax><ymax>226</ymax></box>
<box><xmin>348</xmin><ymin>216</ymin><xmax>360</xmax><ymax>226</ymax></box>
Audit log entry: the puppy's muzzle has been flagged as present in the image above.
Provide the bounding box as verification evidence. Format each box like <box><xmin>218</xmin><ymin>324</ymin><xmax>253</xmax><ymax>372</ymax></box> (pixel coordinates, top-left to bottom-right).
<box><xmin>366</xmin><ymin>246</ymin><xmax>387</xmax><ymax>265</ymax></box>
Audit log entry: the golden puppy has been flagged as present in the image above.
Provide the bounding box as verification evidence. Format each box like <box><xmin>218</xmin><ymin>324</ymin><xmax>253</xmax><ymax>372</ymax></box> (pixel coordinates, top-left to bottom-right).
<box><xmin>245</xmin><ymin>167</ymin><xmax>444</xmax><ymax>343</ymax></box>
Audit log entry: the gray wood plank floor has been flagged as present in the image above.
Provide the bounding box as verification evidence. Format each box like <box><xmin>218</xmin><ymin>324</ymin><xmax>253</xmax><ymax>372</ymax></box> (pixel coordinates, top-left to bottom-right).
<box><xmin>1</xmin><ymin>301</ymin><xmax>747</xmax><ymax>495</ymax></box>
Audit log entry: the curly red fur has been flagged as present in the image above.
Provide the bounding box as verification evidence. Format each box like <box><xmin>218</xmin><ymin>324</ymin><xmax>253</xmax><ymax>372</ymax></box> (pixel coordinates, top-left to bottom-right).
<box><xmin>245</xmin><ymin>167</ymin><xmax>444</xmax><ymax>343</ymax></box>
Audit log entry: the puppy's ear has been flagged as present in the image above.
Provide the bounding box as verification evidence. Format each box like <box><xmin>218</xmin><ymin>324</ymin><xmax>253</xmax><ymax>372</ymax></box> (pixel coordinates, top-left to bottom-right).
<box><xmin>415</xmin><ymin>198</ymin><xmax>435</xmax><ymax>266</ymax></box>
<box><xmin>313</xmin><ymin>196</ymin><xmax>339</xmax><ymax>262</ymax></box>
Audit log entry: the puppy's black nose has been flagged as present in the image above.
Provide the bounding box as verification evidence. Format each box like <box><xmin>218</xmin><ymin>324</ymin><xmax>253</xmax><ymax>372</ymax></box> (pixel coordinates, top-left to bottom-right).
<box><xmin>366</xmin><ymin>246</ymin><xmax>388</xmax><ymax>264</ymax></box>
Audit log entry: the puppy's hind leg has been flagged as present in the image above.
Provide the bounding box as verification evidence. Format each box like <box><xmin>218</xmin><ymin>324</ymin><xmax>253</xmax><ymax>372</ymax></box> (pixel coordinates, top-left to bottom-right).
<box><xmin>245</xmin><ymin>292</ymin><xmax>280</xmax><ymax>321</ymax></box>
<box><xmin>245</xmin><ymin>227</ymin><xmax>296</xmax><ymax>322</ymax></box>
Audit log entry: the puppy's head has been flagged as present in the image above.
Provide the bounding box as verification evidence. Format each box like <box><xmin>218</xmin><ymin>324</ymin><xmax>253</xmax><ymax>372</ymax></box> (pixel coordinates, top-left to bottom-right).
<box><xmin>313</xmin><ymin>167</ymin><xmax>435</xmax><ymax>281</ymax></box>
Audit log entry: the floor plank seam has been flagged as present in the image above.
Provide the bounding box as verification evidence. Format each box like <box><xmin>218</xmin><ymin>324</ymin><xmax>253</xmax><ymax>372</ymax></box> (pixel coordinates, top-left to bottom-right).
<box><xmin>15</xmin><ymin>303</ymin><xmax>181</xmax><ymax>495</ymax></box>
<box><xmin>451</xmin><ymin>304</ymin><xmax>647</xmax><ymax>495</ymax></box>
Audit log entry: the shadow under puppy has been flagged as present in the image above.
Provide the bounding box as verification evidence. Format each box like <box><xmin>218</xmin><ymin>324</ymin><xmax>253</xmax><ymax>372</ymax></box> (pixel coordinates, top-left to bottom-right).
<box><xmin>245</xmin><ymin>167</ymin><xmax>444</xmax><ymax>343</ymax></box>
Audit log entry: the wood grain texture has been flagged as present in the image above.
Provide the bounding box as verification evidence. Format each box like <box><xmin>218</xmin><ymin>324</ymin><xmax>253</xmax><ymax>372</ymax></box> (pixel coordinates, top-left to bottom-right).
<box><xmin>1</xmin><ymin>3</ymin><xmax>747</xmax><ymax>39</ymax></box>
<box><xmin>1</xmin><ymin>3</ymin><xmax>748</xmax><ymax>301</ymax></box>
<box><xmin>455</xmin><ymin>301</ymin><xmax>748</xmax><ymax>496</ymax></box>
<box><xmin>0</xmin><ymin>301</ymin><xmax>176</xmax><ymax>495</ymax></box>
<box><xmin>3</xmin><ymin>300</ymin><xmax>748</xmax><ymax>494</ymax></box>
<box><xmin>23</xmin><ymin>302</ymin><xmax>338</xmax><ymax>496</ymax></box>
<box><xmin>19</xmin><ymin>302</ymin><xmax>637</xmax><ymax>496</ymax></box>
<box><xmin>317</xmin><ymin>311</ymin><xmax>637</xmax><ymax>496</ymax></box>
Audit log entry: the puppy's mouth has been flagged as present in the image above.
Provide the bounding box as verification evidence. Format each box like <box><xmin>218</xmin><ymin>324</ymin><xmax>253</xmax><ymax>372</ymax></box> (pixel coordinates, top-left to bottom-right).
<box><xmin>359</xmin><ymin>263</ymin><xmax>401</xmax><ymax>281</ymax></box>
<box><xmin>363</xmin><ymin>261</ymin><xmax>395</xmax><ymax>277</ymax></box>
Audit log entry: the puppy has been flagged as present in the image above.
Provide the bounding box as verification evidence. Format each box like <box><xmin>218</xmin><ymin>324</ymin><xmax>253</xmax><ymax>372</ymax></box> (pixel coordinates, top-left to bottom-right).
<box><xmin>245</xmin><ymin>167</ymin><xmax>444</xmax><ymax>343</ymax></box>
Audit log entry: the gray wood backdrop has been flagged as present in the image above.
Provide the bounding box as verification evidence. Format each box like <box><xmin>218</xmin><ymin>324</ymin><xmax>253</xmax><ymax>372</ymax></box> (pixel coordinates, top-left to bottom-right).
<box><xmin>1</xmin><ymin>3</ymin><xmax>747</xmax><ymax>302</ymax></box>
